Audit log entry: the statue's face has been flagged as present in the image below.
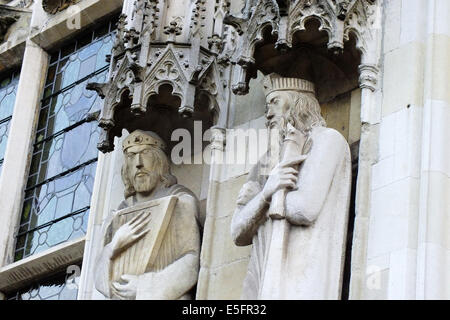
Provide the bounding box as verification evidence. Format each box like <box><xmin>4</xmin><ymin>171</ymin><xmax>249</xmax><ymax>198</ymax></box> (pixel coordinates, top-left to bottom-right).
<box><xmin>124</xmin><ymin>145</ymin><xmax>160</xmax><ymax>194</ymax></box>
<box><xmin>265</xmin><ymin>91</ymin><xmax>291</xmax><ymax>129</ymax></box>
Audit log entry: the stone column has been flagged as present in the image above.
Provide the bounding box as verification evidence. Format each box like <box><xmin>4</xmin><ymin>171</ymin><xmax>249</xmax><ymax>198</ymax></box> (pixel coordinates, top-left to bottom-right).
<box><xmin>0</xmin><ymin>40</ymin><xmax>48</xmax><ymax>267</ymax></box>
<box><xmin>415</xmin><ymin>0</ymin><xmax>450</xmax><ymax>300</ymax></box>
<box><xmin>348</xmin><ymin>3</ymin><xmax>383</xmax><ymax>299</ymax></box>
<box><xmin>76</xmin><ymin>150</ymin><xmax>113</xmax><ymax>300</ymax></box>
<box><xmin>196</xmin><ymin>126</ymin><xmax>226</xmax><ymax>299</ymax></box>
<box><xmin>355</xmin><ymin>0</ymin><xmax>450</xmax><ymax>300</ymax></box>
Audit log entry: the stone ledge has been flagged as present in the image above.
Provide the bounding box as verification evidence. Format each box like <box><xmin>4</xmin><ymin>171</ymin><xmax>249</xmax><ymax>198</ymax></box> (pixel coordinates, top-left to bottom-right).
<box><xmin>30</xmin><ymin>0</ymin><xmax>122</xmax><ymax>50</ymax></box>
<box><xmin>0</xmin><ymin>237</ymin><xmax>85</xmax><ymax>293</ymax></box>
<box><xmin>0</xmin><ymin>36</ymin><xmax>25</xmax><ymax>71</ymax></box>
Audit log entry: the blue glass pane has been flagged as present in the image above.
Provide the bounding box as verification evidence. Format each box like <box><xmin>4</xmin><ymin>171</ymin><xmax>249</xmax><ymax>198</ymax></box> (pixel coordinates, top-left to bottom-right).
<box><xmin>0</xmin><ymin>90</ymin><xmax>16</xmax><ymax>119</ymax></box>
<box><xmin>62</xmin><ymin>57</ymin><xmax>80</xmax><ymax>88</ymax></box>
<box><xmin>0</xmin><ymin>120</ymin><xmax>11</xmax><ymax>160</ymax></box>
<box><xmin>52</xmin><ymin>35</ymin><xmax>114</xmax><ymax>90</ymax></box>
<box><xmin>26</xmin><ymin>162</ymin><xmax>96</xmax><ymax>230</ymax></box>
<box><xmin>18</xmin><ymin>164</ymin><xmax>95</xmax><ymax>259</ymax></box>
<box><xmin>95</xmin><ymin>35</ymin><xmax>114</xmax><ymax>70</ymax></box>
<box><xmin>29</xmin><ymin>122</ymin><xmax>100</xmax><ymax>185</ymax></box>
<box><xmin>0</xmin><ymin>73</ymin><xmax>18</xmax><ymax>119</ymax></box>
<box><xmin>24</xmin><ymin>210</ymin><xmax>90</xmax><ymax>257</ymax></box>
<box><xmin>45</xmin><ymin>69</ymin><xmax>108</xmax><ymax>138</ymax></box>
<box><xmin>0</xmin><ymin>72</ymin><xmax>19</xmax><ymax>176</ymax></box>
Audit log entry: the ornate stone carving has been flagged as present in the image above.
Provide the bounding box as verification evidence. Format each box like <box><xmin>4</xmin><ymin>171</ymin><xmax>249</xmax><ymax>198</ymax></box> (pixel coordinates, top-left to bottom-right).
<box><xmin>358</xmin><ymin>63</ymin><xmax>378</xmax><ymax>91</ymax></box>
<box><xmin>87</xmin><ymin>0</ymin><xmax>230</xmax><ymax>153</ymax></box>
<box><xmin>0</xmin><ymin>4</ymin><xmax>30</xmax><ymax>43</ymax></box>
<box><xmin>94</xmin><ymin>130</ymin><xmax>201</xmax><ymax>300</ymax></box>
<box><xmin>231</xmin><ymin>74</ymin><xmax>351</xmax><ymax>299</ymax></box>
<box><xmin>42</xmin><ymin>0</ymin><xmax>79</xmax><ymax>14</ymax></box>
<box><xmin>224</xmin><ymin>0</ymin><xmax>379</xmax><ymax>95</ymax></box>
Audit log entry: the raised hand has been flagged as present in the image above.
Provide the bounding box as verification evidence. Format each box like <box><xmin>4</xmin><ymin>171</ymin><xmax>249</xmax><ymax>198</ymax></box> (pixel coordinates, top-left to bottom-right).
<box><xmin>110</xmin><ymin>211</ymin><xmax>151</xmax><ymax>257</ymax></box>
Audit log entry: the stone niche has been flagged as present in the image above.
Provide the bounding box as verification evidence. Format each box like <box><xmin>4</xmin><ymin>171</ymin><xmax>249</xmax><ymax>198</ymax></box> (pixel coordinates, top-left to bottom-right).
<box><xmin>252</xmin><ymin>19</ymin><xmax>361</xmax><ymax>103</ymax></box>
<box><xmin>232</xmin><ymin>18</ymin><xmax>363</xmax><ymax>148</ymax></box>
<box><xmin>104</xmin><ymin>83</ymin><xmax>216</xmax><ymax>157</ymax></box>
<box><xmin>104</xmin><ymin>83</ymin><xmax>215</xmax><ymax>226</ymax></box>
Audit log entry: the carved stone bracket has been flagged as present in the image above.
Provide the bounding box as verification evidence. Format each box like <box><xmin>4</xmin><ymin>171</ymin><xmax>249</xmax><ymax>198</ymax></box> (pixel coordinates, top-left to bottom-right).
<box><xmin>0</xmin><ymin>4</ymin><xmax>31</xmax><ymax>43</ymax></box>
<box><xmin>358</xmin><ymin>63</ymin><xmax>378</xmax><ymax>91</ymax></box>
<box><xmin>224</xmin><ymin>0</ymin><xmax>380</xmax><ymax>95</ymax></box>
<box><xmin>210</xmin><ymin>126</ymin><xmax>226</xmax><ymax>152</ymax></box>
<box><xmin>42</xmin><ymin>0</ymin><xmax>79</xmax><ymax>14</ymax></box>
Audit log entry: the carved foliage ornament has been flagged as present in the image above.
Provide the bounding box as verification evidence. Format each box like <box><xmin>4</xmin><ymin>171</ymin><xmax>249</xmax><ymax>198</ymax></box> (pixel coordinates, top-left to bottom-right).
<box><xmin>0</xmin><ymin>4</ymin><xmax>31</xmax><ymax>43</ymax></box>
<box><xmin>42</xmin><ymin>0</ymin><xmax>79</xmax><ymax>14</ymax></box>
<box><xmin>85</xmin><ymin>0</ymin><xmax>232</xmax><ymax>153</ymax></box>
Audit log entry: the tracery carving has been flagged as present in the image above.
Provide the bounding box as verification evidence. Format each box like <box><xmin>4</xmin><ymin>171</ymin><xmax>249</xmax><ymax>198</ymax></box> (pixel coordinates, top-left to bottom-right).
<box><xmin>224</xmin><ymin>0</ymin><xmax>380</xmax><ymax>95</ymax></box>
<box><xmin>87</xmin><ymin>0</ymin><xmax>228</xmax><ymax>153</ymax></box>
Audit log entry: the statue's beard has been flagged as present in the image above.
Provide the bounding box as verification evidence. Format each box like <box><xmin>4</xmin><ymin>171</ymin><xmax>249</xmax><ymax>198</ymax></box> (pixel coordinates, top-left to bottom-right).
<box><xmin>267</xmin><ymin>115</ymin><xmax>288</xmax><ymax>149</ymax></box>
<box><xmin>133</xmin><ymin>171</ymin><xmax>160</xmax><ymax>194</ymax></box>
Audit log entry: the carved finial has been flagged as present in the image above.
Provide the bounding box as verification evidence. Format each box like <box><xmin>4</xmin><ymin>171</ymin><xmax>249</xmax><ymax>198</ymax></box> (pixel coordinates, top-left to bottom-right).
<box><xmin>164</xmin><ymin>20</ymin><xmax>182</xmax><ymax>42</ymax></box>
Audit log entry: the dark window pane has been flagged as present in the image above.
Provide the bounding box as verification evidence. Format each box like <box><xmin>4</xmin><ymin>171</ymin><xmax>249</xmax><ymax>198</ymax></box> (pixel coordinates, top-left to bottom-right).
<box><xmin>46</xmin><ymin>65</ymin><xmax>57</xmax><ymax>86</ymax></box>
<box><xmin>0</xmin><ymin>120</ymin><xmax>11</xmax><ymax>160</ymax></box>
<box><xmin>61</xmin><ymin>42</ymin><xmax>76</xmax><ymax>59</ymax></box>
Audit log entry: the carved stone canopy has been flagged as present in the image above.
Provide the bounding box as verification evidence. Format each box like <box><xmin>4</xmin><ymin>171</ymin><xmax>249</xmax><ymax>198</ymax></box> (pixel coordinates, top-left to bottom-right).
<box><xmin>224</xmin><ymin>0</ymin><xmax>379</xmax><ymax>98</ymax></box>
<box><xmin>0</xmin><ymin>4</ymin><xmax>30</xmax><ymax>43</ymax></box>
<box><xmin>42</xmin><ymin>0</ymin><xmax>79</xmax><ymax>14</ymax></box>
<box><xmin>87</xmin><ymin>0</ymin><xmax>230</xmax><ymax>153</ymax></box>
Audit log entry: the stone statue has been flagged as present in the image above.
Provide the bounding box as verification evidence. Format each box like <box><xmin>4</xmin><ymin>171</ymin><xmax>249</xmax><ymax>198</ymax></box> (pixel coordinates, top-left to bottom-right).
<box><xmin>94</xmin><ymin>130</ymin><xmax>201</xmax><ymax>300</ymax></box>
<box><xmin>231</xmin><ymin>74</ymin><xmax>352</xmax><ymax>299</ymax></box>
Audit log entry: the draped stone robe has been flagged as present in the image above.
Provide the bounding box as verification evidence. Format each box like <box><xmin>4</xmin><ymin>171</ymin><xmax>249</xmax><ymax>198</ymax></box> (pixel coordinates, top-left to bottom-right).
<box><xmin>232</xmin><ymin>126</ymin><xmax>352</xmax><ymax>299</ymax></box>
<box><xmin>95</xmin><ymin>184</ymin><xmax>201</xmax><ymax>300</ymax></box>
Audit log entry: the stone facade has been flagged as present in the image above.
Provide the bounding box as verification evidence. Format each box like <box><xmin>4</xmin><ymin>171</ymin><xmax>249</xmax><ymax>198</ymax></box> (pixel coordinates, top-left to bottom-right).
<box><xmin>0</xmin><ymin>0</ymin><xmax>448</xmax><ymax>300</ymax></box>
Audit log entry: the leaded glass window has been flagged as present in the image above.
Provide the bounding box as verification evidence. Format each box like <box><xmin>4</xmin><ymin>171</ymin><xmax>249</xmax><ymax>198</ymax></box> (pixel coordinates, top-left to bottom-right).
<box><xmin>6</xmin><ymin>266</ymin><xmax>81</xmax><ymax>300</ymax></box>
<box><xmin>14</xmin><ymin>21</ymin><xmax>115</xmax><ymax>262</ymax></box>
<box><xmin>0</xmin><ymin>71</ymin><xmax>19</xmax><ymax>176</ymax></box>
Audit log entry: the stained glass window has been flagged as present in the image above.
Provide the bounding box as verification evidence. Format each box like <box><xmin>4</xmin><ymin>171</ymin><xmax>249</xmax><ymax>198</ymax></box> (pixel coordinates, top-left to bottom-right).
<box><xmin>14</xmin><ymin>21</ymin><xmax>115</xmax><ymax>262</ymax></box>
<box><xmin>6</xmin><ymin>266</ymin><xmax>81</xmax><ymax>300</ymax></box>
<box><xmin>0</xmin><ymin>71</ymin><xmax>20</xmax><ymax>176</ymax></box>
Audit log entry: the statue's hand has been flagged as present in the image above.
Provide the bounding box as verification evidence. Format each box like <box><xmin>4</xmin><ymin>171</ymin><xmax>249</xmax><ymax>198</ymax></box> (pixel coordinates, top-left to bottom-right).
<box><xmin>110</xmin><ymin>211</ymin><xmax>151</xmax><ymax>257</ymax></box>
<box><xmin>262</xmin><ymin>156</ymin><xmax>307</xmax><ymax>201</ymax></box>
<box><xmin>111</xmin><ymin>275</ymin><xmax>138</xmax><ymax>300</ymax></box>
<box><xmin>237</xmin><ymin>181</ymin><xmax>261</xmax><ymax>206</ymax></box>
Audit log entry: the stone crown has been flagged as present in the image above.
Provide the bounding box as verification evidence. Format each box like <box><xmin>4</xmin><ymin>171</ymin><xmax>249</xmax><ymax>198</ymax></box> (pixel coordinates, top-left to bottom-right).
<box><xmin>122</xmin><ymin>130</ymin><xmax>166</xmax><ymax>152</ymax></box>
<box><xmin>263</xmin><ymin>73</ymin><xmax>315</xmax><ymax>97</ymax></box>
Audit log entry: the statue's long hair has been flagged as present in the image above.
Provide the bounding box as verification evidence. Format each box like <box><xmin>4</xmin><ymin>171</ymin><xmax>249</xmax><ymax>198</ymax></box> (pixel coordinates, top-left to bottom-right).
<box><xmin>284</xmin><ymin>91</ymin><xmax>326</xmax><ymax>134</ymax></box>
<box><xmin>121</xmin><ymin>147</ymin><xmax>177</xmax><ymax>199</ymax></box>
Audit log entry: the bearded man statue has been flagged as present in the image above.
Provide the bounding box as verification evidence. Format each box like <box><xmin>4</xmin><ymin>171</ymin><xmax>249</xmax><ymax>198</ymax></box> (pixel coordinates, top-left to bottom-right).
<box><xmin>94</xmin><ymin>130</ymin><xmax>201</xmax><ymax>300</ymax></box>
<box><xmin>231</xmin><ymin>74</ymin><xmax>352</xmax><ymax>299</ymax></box>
